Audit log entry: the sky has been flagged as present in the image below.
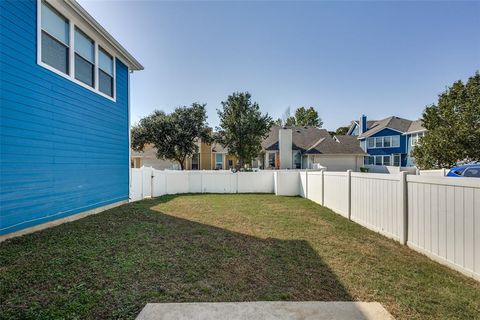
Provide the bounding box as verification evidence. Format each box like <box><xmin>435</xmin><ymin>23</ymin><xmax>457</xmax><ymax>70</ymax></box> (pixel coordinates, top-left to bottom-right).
<box><xmin>78</xmin><ymin>0</ymin><xmax>480</xmax><ymax>131</ymax></box>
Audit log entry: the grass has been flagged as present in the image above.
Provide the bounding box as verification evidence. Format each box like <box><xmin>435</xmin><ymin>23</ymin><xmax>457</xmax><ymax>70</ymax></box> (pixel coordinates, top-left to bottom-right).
<box><xmin>1</xmin><ymin>194</ymin><xmax>479</xmax><ymax>319</ymax></box>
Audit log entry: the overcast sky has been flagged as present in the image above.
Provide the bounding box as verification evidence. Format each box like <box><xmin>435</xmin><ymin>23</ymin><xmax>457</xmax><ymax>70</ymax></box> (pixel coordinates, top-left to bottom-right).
<box><xmin>79</xmin><ymin>0</ymin><xmax>480</xmax><ymax>130</ymax></box>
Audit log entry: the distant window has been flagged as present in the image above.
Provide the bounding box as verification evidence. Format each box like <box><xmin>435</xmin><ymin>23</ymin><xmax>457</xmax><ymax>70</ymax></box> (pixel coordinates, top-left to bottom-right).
<box><xmin>228</xmin><ymin>159</ymin><xmax>234</xmax><ymax>168</ymax></box>
<box><xmin>74</xmin><ymin>28</ymin><xmax>94</xmax><ymax>87</ymax></box>
<box><xmin>375</xmin><ymin>156</ymin><xmax>383</xmax><ymax>165</ymax></box>
<box><xmin>375</xmin><ymin>137</ymin><xmax>383</xmax><ymax>148</ymax></box>
<box><xmin>392</xmin><ymin>135</ymin><xmax>400</xmax><ymax>147</ymax></box>
<box><xmin>367</xmin><ymin>138</ymin><xmax>375</xmax><ymax>149</ymax></box>
<box><xmin>268</xmin><ymin>153</ymin><xmax>275</xmax><ymax>168</ymax></box>
<box><xmin>99</xmin><ymin>47</ymin><xmax>114</xmax><ymax>97</ymax></box>
<box><xmin>393</xmin><ymin>154</ymin><xmax>401</xmax><ymax>166</ymax></box>
<box><xmin>383</xmin><ymin>136</ymin><xmax>391</xmax><ymax>148</ymax></box>
<box><xmin>41</xmin><ymin>1</ymin><xmax>69</xmax><ymax>74</ymax></box>
<box><xmin>411</xmin><ymin>132</ymin><xmax>424</xmax><ymax>146</ymax></box>
<box><xmin>191</xmin><ymin>153</ymin><xmax>199</xmax><ymax>170</ymax></box>
<box><xmin>383</xmin><ymin>155</ymin><xmax>391</xmax><ymax>166</ymax></box>
<box><xmin>365</xmin><ymin>156</ymin><xmax>374</xmax><ymax>165</ymax></box>
<box><xmin>293</xmin><ymin>151</ymin><xmax>302</xmax><ymax>169</ymax></box>
<box><xmin>215</xmin><ymin>153</ymin><xmax>223</xmax><ymax>170</ymax></box>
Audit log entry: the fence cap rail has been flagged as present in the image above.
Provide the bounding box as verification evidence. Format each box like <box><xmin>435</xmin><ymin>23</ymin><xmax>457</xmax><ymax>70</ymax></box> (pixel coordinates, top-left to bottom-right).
<box><xmin>407</xmin><ymin>175</ymin><xmax>480</xmax><ymax>188</ymax></box>
<box><xmin>351</xmin><ymin>172</ymin><xmax>401</xmax><ymax>181</ymax></box>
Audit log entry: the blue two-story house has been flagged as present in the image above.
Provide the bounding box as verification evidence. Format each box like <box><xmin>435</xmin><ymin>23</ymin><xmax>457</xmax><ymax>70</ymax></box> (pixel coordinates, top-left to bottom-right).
<box><xmin>347</xmin><ymin>115</ymin><xmax>426</xmax><ymax>167</ymax></box>
<box><xmin>1</xmin><ymin>0</ymin><xmax>143</xmax><ymax>237</ymax></box>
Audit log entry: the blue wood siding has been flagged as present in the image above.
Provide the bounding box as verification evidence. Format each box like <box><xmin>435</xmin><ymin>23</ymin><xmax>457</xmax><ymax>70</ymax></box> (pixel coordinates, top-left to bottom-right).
<box><xmin>0</xmin><ymin>0</ymin><xmax>129</xmax><ymax>234</ymax></box>
<box><xmin>361</xmin><ymin>128</ymin><xmax>409</xmax><ymax>166</ymax></box>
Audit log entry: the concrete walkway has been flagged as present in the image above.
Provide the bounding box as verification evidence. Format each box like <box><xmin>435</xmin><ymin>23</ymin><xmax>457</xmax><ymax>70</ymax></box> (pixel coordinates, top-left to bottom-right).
<box><xmin>136</xmin><ymin>301</ymin><xmax>394</xmax><ymax>320</ymax></box>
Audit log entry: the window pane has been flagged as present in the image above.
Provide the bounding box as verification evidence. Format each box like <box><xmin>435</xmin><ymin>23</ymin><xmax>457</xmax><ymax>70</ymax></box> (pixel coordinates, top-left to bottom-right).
<box><xmin>41</xmin><ymin>31</ymin><xmax>69</xmax><ymax>74</ymax></box>
<box><xmin>393</xmin><ymin>154</ymin><xmax>400</xmax><ymax>166</ymax></box>
<box><xmin>99</xmin><ymin>47</ymin><xmax>113</xmax><ymax>75</ymax></box>
<box><xmin>464</xmin><ymin>169</ymin><xmax>480</xmax><ymax>177</ymax></box>
<box><xmin>216</xmin><ymin>153</ymin><xmax>223</xmax><ymax>164</ymax></box>
<box><xmin>383</xmin><ymin>155</ymin><xmax>391</xmax><ymax>166</ymax></box>
<box><xmin>392</xmin><ymin>135</ymin><xmax>400</xmax><ymax>147</ymax></box>
<box><xmin>41</xmin><ymin>1</ymin><xmax>69</xmax><ymax>45</ymax></box>
<box><xmin>383</xmin><ymin>136</ymin><xmax>391</xmax><ymax>147</ymax></box>
<box><xmin>99</xmin><ymin>70</ymin><xmax>113</xmax><ymax>97</ymax></box>
<box><xmin>75</xmin><ymin>54</ymin><xmax>94</xmax><ymax>87</ymax></box>
<box><xmin>367</xmin><ymin>138</ymin><xmax>374</xmax><ymax>148</ymax></box>
<box><xmin>74</xmin><ymin>28</ymin><xmax>94</xmax><ymax>62</ymax></box>
<box><xmin>375</xmin><ymin>137</ymin><xmax>382</xmax><ymax>148</ymax></box>
<box><xmin>268</xmin><ymin>153</ymin><xmax>275</xmax><ymax>167</ymax></box>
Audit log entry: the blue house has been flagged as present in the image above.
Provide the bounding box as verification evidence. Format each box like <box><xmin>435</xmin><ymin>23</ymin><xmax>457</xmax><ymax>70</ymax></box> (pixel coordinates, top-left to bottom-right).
<box><xmin>347</xmin><ymin>115</ymin><xmax>426</xmax><ymax>167</ymax></box>
<box><xmin>0</xmin><ymin>0</ymin><xmax>143</xmax><ymax>236</ymax></box>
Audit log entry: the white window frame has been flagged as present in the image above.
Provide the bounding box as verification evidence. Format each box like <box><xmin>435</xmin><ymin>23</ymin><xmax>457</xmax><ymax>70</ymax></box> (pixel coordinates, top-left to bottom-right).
<box><xmin>37</xmin><ymin>0</ymin><xmax>116</xmax><ymax>102</ymax></box>
<box><xmin>410</xmin><ymin>132</ymin><xmax>424</xmax><ymax>147</ymax></box>
<box><xmin>215</xmin><ymin>153</ymin><xmax>224</xmax><ymax>169</ymax></box>
<box><xmin>367</xmin><ymin>135</ymin><xmax>400</xmax><ymax>149</ymax></box>
<box><xmin>392</xmin><ymin>154</ymin><xmax>401</xmax><ymax>166</ymax></box>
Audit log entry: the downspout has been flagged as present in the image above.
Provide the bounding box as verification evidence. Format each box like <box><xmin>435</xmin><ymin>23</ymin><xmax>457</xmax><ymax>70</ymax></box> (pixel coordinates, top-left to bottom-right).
<box><xmin>128</xmin><ymin>69</ymin><xmax>132</xmax><ymax>202</ymax></box>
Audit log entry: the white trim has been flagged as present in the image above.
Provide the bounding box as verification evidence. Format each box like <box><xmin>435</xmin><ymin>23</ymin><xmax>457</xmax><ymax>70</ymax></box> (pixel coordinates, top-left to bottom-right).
<box><xmin>37</xmin><ymin>0</ymin><xmax>116</xmax><ymax>102</ymax></box>
<box><xmin>403</xmin><ymin>129</ymin><xmax>427</xmax><ymax>135</ymax></box>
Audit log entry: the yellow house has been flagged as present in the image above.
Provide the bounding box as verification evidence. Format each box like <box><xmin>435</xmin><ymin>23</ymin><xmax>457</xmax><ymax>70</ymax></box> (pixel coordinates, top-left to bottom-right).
<box><xmin>184</xmin><ymin>139</ymin><xmax>238</xmax><ymax>170</ymax></box>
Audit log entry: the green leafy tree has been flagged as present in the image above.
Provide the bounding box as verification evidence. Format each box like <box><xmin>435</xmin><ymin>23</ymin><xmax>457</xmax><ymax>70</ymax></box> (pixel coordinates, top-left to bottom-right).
<box><xmin>131</xmin><ymin>103</ymin><xmax>211</xmax><ymax>170</ymax></box>
<box><xmin>294</xmin><ymin>106</ymin><xmax>323</xmax><ymax>127</ymax></box>
<box><xmin>335</xmin><ymin>126</ymin><xmax>349</xmax><ymax>135</ymax></box>
<box><xmin>412</xmin><ymin>71</ymin><xmax>480</xmax><ymax>169</ymax></box>
<box><xmin>216</xmin><ymin>92</ymin><xmax>273</xmax><ymax>168</ymax></box>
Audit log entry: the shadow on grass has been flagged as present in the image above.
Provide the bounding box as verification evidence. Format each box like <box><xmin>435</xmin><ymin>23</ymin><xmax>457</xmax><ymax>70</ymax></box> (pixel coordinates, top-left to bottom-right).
<box><xmin>0</xmin><ymin>195</ymin><xmax>352</xmax><ymax>319</ymax></box>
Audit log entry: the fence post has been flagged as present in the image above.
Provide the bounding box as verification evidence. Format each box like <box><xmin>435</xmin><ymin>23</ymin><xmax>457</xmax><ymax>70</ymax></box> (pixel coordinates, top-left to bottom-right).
<box><xmin>305</xmin><ymin>170</ymin><xmax>309</xmax><ymax>199</ymax></box>
<box><xmin>321</xmin><ymin>169</ymin><xmax>325</xmax><ymax>206</ymax></box>
<box><xmin>347</xmin><ymin>170</ymin><xmax>352</xmax><ymax>220</ymax></box>
<box><xmin>399</xmin><ymin>171</ymin><xmax>408</xmax><ymax>245</ymax></box>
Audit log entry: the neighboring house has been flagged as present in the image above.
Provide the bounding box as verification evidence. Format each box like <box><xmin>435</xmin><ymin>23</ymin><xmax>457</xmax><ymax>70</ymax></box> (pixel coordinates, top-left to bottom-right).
<box><xmin>131</xmin><ymin>144</ymin><xmax>179</xmax><ymax>170</ymax></box>
<box><xmin>260</xmin><ymin>126</ymin><xmax>366</xmax><ymax>171</ymax></box>
<box><xmin>0</xmin><ymin>0</ymin><xmax>143</xmax><ymax>236</ymax></box>
<box><xmin>347</xmin><ymin>115</ymin><xmax>426</xmax><ymax>167</ymax></box>
<box><xmin>131</xmin><ymin>139</ymin><xmax>239</xmax><ymax>171</ymax></box>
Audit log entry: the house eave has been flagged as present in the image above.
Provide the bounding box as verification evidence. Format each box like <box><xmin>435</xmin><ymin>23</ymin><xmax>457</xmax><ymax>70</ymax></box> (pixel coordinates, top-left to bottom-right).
<box><xmin>64</xmin><ymin>0</ymin><xmax>144</xmax><ymax>71</ymax></box>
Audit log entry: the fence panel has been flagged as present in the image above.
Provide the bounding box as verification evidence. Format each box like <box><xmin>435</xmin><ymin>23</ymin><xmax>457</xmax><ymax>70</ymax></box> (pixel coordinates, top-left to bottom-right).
<box><xmin>152</xmin><ymin>170</ymin><xmax>166</xmax><ymax>197</ymax></box>
<box><xmin>237</xmin><ymin>172</ymin><xmax>274</xmax><ymax>193</ymax></box>
<box><xmin>165</xmin><ymin>171</ymin><xmax>190</xmax><ymax>194</ymax></box>
<box><xmin>407</xmin><ymin>176</ymin><xmax>480</xmax><ymax>280</ymax></box>
<box><xmin>130</xmin><ymin>168</ymin><xmax>143</xmax><ymax>201</ymax></box>
<box><xmin>274</xmin><ymin>171</ymin><xmax>300</xmax><ymax>196</ymax></box>
<box><xmin>202</xmin><ymin>171</ymin><xmax>236</xmax><ymax>193</ymax></box>
<box><xmin>306</xmin><ymin>171</ymin><xmax>323</xmax><ymax>205</ymax></box>
<box><xmin>323</xmin><ymin>172</ymin><xmax>348</xmax><ymax>217</ymax></box>
<box><xmin>350</xmin><ymin>173</ymin><xmax>402</xmax><ymax>241</ymax></box>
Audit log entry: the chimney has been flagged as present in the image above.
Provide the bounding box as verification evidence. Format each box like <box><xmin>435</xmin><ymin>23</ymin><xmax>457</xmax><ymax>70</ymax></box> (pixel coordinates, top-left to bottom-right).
<box><xmin>279</xmin><ymin>128</ymin><xmax>292</xmax><ymax>169</ymax></box>
<box><xmin>360</xmin><ymin>115</ymin><xmax>367</xmax><ymax>134</ymax></box>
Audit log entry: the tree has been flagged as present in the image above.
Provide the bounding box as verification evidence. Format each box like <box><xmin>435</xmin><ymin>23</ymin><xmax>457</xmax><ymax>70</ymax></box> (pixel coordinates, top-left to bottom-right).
<box><xmin>131</xmin><ymin>103</ymin><xmax>211</xmax><ymax>170</ymax></box>
<box><xmin>412</xmin><ymin>71</ymin><xmax>480</xmax><ymax>169</ymax></box>
<box><xmin>335</xmin><ymin>126</ymin><xmax>349</xmax><ymax>135</ymax></box>
<box><xmin>216</xmin><ymin>92</ymin><xmax>273</xmax><ymax>168</ymax></box>
<box><xmin>294</xmin><ymin>107</ymin><xmax>323</xmax><ymax>127</ymax></box>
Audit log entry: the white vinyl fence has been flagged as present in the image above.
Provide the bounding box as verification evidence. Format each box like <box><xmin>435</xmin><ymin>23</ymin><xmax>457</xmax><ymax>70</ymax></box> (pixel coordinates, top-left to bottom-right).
<box><xmin>130</xmin><ymin>167</ymin><xmax>480</xmax><ymax>280</ymax></box>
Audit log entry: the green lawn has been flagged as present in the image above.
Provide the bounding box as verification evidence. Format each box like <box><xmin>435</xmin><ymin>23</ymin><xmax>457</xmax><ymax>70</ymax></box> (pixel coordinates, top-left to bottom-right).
<box><xmin>1</xmin><ymin>194</ymin><xmax>479</xmax><ymax>319</ymax></box>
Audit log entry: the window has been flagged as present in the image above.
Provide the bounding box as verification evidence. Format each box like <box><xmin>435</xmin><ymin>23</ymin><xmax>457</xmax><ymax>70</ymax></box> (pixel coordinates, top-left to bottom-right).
<box><xmin>411</xmin><ymin>132</ymin><xmax>425</xmax><ymax>146</ymax></box>
<box><xmin>191</xmin><ymin>154</ymin><xmax>199</xmax><ymax>170</ymax></box>
<box><xmin>383</xmin><ymin>136</ymin><xmax>391</xmax><ymax>148</ymax></box>
<box><xmin>99</xmin><ymin>47</ymin><xmax>114</xmax><ymax>97</ymax></box>
<box><xmin>267</xmin><ymin>153</ymin><xmax>275</xmax><ymax>168</ymax></box>
<box><xmin>41</xmin><ymin>1</ymin><xmax>69</xmax><ymax>74</ymax></box>
<box><xmin>74</xmin><ymin>28</ymin><xmax>94</xmax><ymax>87</ymax></box>
<box><xmin>463</xmin><ymin>168</ymin><xmax>480</xmax><ymax>177</ymax></box>
<box><xmin>383</xmin><ymin>155</ymin><xmax>391</xmax><ymax>166</ymax></box>
<box><xmin>392</xmin><ymin>135</ymin><xmax>400</xmax><ymax>147</ymax></box>
<box><xmin>293</xmin><ymin>151</ymin><xmax>302</xmax><ymax>169</ymax></box>
<box><xmin>228</xmin><ymin>159</ymin><xmax>233</xmax><ymax>169</ymax></box>
<box><xmin>364</xmin><ymin>156</ymin><xmax>375</xmax><ymax>165</ymax></box>
<box><xmin>367</xmin><ymin>138</ymin><xmax>375</xmax><ymax>148</ymax></box>
<box><xmin>38</xmin><ymin>1</ymin><xmax>116</xmax><ymax>100</ymax></box>
<box><xmin>393</xmin><ymin>154</ymin><xmax>401</xmax><ymax>166</ymax></box>
<box><xmin>367</xmin><ymin>135</ymin><xmax>400</xmax><ymax>149</ymax></box>
<box><xmin>215</xmin><ymin>153</ymin><xmax>223</xmax><ymax>170</ymax></box>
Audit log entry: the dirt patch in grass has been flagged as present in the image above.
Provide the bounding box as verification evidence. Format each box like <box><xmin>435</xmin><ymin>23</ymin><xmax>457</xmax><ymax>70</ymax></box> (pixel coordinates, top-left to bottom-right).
<box><xmin>1</xmin><ymin>194</ymin><xmax>479</xmax><ymax>319</ymax></box>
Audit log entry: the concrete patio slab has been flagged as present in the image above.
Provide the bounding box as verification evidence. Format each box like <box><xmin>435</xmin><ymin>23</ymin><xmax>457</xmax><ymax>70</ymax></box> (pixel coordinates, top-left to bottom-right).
<box><xmin>136</xmin><ymin>301</ymin><xmax>394</xmax><ymax>320</ymax></box>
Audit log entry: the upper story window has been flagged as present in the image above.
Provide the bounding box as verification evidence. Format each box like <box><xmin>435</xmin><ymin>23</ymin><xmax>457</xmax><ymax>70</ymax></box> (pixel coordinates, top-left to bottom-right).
<box><xmin>410</xmin><ymin>132</ymin><xmax>425</xmax><ymax>146</ymax></box>
<box><xmin>74</xmin><ymin>28</ymin><xmax>94</xmax><ymax>87</ymax></box>
<box><xmin>41</xmin><ymin>2</ymin><xmax>69</xmax><ymax>74</ymax></box>
<box><xmin>38</xmin><ymin>0</ymin><xmax>116</xmax><ymax>101</ymax></box>
<box><xmin>367</xmin><ymin>135</ymin><xmax>400</xmax><ymax>149</ymax></box>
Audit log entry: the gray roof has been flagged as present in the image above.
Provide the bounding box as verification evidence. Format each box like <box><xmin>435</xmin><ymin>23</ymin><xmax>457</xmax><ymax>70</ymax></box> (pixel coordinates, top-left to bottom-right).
<box><xmin>262</xmin><ymin>126</ymin><xmax>330</xmax><ymax>151</ymax></box>
<box><xmin>305</xmin><ymin>135</ymin><xmax>366</xmax><ymax>155</ymax></box>
<box><xmin>358</xmin><ymin>116</ymin><xmax>418</xmax><ymax>139</ymax></box>
<box><xmin>405</xmin><ymin>119</ymin><xmax>426</xmax><ymax>133</ymax></box>
<box><xmin>263</xmin><ymin>126</ymin><xmax>366</xmax><ymax>155</ymax></box>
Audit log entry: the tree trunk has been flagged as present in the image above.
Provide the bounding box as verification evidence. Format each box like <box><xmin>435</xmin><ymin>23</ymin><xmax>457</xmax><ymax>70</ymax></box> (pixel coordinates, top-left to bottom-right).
<box><xmin>177</xmin><ymin>158</ymin><xmax>185</xmax><ymax>170</ymax></box>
